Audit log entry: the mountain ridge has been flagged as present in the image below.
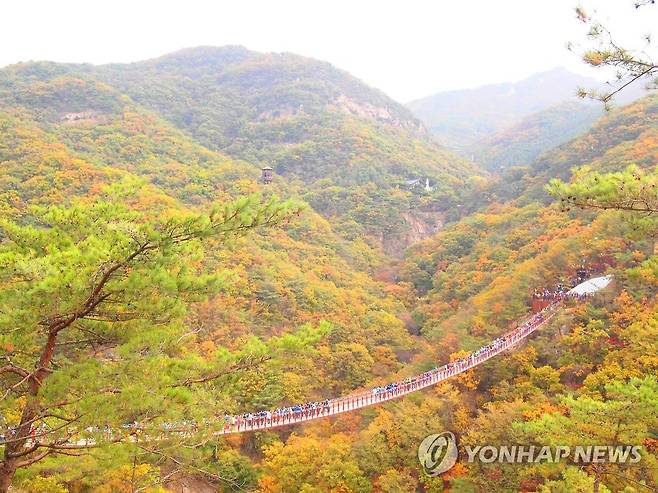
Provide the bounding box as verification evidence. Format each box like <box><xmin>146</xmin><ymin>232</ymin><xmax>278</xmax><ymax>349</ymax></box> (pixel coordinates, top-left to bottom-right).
<box><xmin>0</xmin><ymin>46</ymin><xmax>482</xmax><ymax>254</ymax></box>
<box><xmin>407</xmin><ymin>67</ymin><xmax>647</xmax><ymax>156</ymax></box>
<box><xmin>472</xmin><ymin>101</ymin><xmax>603</xmax><ymax>172</ymax></box>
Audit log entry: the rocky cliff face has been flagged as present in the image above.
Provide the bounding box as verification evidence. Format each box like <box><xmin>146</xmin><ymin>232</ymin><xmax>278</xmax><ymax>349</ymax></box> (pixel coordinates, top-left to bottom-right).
<box><xmin>382</xmin><ymin>209</ymin><xmax>445</xmax><ymax>256</ymax></box>
<box><xmin>254</xmin><ymin>92</ymin><xmax>426</xmax><ymax>133</ymax></box>
<box><xmin>328</xmin><ymin>94</ymin><xmax>424</xmax><ymax>131</ymax></box>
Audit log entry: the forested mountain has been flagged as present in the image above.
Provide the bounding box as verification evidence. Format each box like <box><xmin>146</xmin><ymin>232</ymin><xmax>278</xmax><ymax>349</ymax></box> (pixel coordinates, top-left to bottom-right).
<box><xmin>407</xmin><ymin>67</ymin><xmax>647</xmax><ymax>157</ymax></box>
<box><xmin>472</xmin><ymin>101</ymin><xmax>603</xmax><ymax>172</ymax></box>
<box><xmin>488</xmin><ymin>93</ymin><xmax>658</xmax><ymax>203</ymax></box>
<box><xmin>0</xmin><ymin>47</ymin><xmax>476</xmax><ymax>491</ymax></box>
<box><xmin>0</xmin><ymin>46</ymin><xmax>481</xmax><ymax>254</ymax></box>
<box><xmin>95</xmin><ymin>46</ymin><xmax>426</xmax><ymax>147</ymax></box>
<box><xmin>1</xmin><ymin>45</ymin><xmax>657</xmax><ymax>493</ymax></box>
<box><xmin>0</xmin><ymin>95</ymin><xmax>418</xmax><ymax>363</ymax></box>
<box><xmin>0</xmin><ymin>61</ymin><xmax>428</xmax><ymax>490</ymax></box>
<box><xmin>398</xmin><ymin>94</ymin><xmax>658</xmax><ymax>345</ymax></box>
<box><xmin>393</xmin><ymin>91</ymin><xmax>658</xmax><ymax>490</ymax></box>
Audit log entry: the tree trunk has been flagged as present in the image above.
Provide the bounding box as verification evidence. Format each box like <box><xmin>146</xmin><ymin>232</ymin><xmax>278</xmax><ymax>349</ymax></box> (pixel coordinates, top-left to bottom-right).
<box><xmin>0</xmin><ymin>459</ymin><xmax>17</xmax><ymax>493</ymax></box>
<box><xmin>0</xmin><ymin>397</ymin><xmax>40</xmax><ymax>491</ymax></box>
<box><xmin>0</xmin><ymin>332</ymin><xmax>58</xmax><ymax>490</ymax></box>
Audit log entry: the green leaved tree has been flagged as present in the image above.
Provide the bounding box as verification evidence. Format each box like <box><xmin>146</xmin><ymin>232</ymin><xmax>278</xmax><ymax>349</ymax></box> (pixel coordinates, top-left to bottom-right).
<box><xmin>0</xmin><ymin>191</ymin><xmax>298</xmax><ymax>491</ymax></box>
<box><xmin>548</xmin><ymin>165</ymin><xmax>658</xmax><ymax>215</ymax></box>
<box><xmin>547</xmin><ymin>165</ymin><xmax>658</xmax><ymax>259</ymax></box>
<box><xmin>520</xmin><ymin>377</ymin><xmax>658</xmax><ymax>492</ymax></box>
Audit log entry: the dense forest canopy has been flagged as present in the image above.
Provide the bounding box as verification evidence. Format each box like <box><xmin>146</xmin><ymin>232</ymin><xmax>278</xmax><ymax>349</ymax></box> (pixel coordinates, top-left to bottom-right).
<box><xmin>0</xmin><ymin>47</ymin><xmax>482</xmax><ymax>255</ymax></box>
<box><xmin>0</xmin><ymin>5</ymin><xmax>657</xmax><ymax>490</ymax></box>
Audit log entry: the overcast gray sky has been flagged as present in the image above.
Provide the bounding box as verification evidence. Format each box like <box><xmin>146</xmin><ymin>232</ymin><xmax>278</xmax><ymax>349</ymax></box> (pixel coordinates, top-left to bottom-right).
<box><xmin>1</xmin><ymin>0</ymin><xmax>656</xmax><ymax>101</ymax></box>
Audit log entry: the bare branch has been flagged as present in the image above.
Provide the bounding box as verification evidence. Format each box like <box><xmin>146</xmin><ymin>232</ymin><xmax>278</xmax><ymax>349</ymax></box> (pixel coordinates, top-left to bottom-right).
<box><xmin>0</xmin><ymin>365</ymin><xmax>29</xmax><ymax>379</ymax></box>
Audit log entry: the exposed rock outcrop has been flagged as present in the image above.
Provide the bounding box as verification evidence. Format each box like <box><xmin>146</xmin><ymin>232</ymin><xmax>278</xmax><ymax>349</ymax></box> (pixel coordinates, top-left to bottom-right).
<box><xmin>382</xmin><ymin>209</ymin><xmax>445</xmax><ymax>256</ymax></box>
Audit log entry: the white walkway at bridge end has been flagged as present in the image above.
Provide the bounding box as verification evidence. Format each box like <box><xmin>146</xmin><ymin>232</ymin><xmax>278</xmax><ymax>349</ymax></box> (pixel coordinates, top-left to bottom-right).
<box><xmin>568</xmin><ymin>275</ymin><xmax>612</xmax><ymax>295</ymax></box>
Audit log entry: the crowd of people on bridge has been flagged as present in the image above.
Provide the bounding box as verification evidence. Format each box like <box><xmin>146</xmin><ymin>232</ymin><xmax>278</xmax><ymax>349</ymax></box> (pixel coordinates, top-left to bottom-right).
<box><xmin>2</xmin><ymin>270</ymin><xmax>603</xmax><ymax>441</ymax></box>
<box><xmin>220</xmin><ymin>305</ymin><xmax>557</xmax><ymax>433</ymax></box>
<box><xmin>2</xmin><ymin>305</ymin><xmax>560</xmax><ymax>441</ymax></box>
<box><xmin>533</xmin><ymin>284</ymin><xmax>593</xmax><ymax>303</ymax></box>
<box><xmin>532</xmin><ymin>265</ymin><xmax>595</xmax><ymax>303</ymax></box>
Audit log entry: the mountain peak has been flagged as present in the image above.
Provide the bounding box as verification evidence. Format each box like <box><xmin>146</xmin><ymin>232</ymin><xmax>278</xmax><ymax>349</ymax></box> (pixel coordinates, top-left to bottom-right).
<box><xmin>133</xmin><ymin>45</ymin><xmax>258</xmax><ymax>71</ymax></box>
<box><xmin>94</xmin><ymin>45</ymin><xmax>424</xmax><ymax>135</ymax></box>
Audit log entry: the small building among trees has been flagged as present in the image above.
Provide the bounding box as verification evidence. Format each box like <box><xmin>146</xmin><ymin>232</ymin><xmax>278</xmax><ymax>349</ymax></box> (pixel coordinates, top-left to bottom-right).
<box><xmin>404</xmin><ymin>177</ymin><xmax>434</xmax><ymax>192</ymax></box>
<box><xmin>261</xmin><ymin>166</ymin><xmax>273</xmax><ymax>184</ymax></box>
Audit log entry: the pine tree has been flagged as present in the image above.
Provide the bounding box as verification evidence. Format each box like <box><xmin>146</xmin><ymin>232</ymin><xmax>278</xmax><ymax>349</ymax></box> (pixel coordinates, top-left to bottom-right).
<box><xmin>0</xmin><ymin>192</ymin><xmax>298</xmax><ymax>491</ymax></box>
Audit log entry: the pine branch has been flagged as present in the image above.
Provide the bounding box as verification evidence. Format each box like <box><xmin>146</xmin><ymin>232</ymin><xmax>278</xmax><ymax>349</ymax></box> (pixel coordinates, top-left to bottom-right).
<box><xmin>170</xmin><ymin>355</ymin><xmax>271</xmax><ymax>388</ymax></box>
<box><xmin>600</xmin><ymin>65</ymin><xmax>658</xmax><ymax>102</ymax></box>
<box><xmin>0</xmin><ymin>364</ymin><xmax>29</xmax><ymax>378</ymax></box>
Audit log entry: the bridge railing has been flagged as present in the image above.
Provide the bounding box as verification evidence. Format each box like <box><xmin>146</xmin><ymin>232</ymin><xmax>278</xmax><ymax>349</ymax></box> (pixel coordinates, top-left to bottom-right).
<box><xmin>11</xmin><ymin>303</ymin><xmax>561</xmax><ymax>445</ymax></box>
<box><xmin>217</xmin><ymin>302</ymin><xmax>561</xmax><ymax>434</ymax></box>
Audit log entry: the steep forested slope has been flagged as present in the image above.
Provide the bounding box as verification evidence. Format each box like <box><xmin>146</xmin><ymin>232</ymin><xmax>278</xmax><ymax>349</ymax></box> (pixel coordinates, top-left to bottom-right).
<box><xmin>489</xmin><ymin>94</ymin><xmax>658</xmax><ymax>203</ymax></box>
<box><xmin>472</xmin><ymin>101</ymin><xmax>602</xmax><ymax>172</ymax></box>
<box><xmin>392</xmin><ymin>91</ymin><xmax>658</xmax><ymax>490</ymax></box>
<box><xmin>0</xmin><ymin>47</ymin><xmax>482</xmax><ymax>253</ymax></box>
<box><xmin>407</xmin><ymin>68</ymin><xmax>601</xmax><ymax>153</ymax></box>
<box><xmin>94</xmin><ymin>46</ymin><xmax>425</xmax><ymax>147</ymax></box>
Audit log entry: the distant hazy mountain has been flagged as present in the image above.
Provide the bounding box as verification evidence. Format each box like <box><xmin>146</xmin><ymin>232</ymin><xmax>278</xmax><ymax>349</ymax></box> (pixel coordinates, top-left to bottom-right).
<box><xmin>487</xmin><ymin>93</ymin><xmax>658</xmax><ymax>204</ymax></box>
<box><xmin>472</xmin><ymin>101</ymin><xmax>603</xmax><ymax>172</ymax></box>
<box><xmin>406</xmin><ymin>67</ymin><xmax>642</xmax><ymax>156</ymax></box>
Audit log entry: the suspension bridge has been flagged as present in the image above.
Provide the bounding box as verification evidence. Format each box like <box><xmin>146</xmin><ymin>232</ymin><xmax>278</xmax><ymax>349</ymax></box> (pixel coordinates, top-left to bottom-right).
<box><xmin>213</xmin><ymin>275</ymin><xmax>611</xmax><ymax>434</ymax></box>
<box><xmin>9</xmin><ymin>276</ymin><xmax>612</xmax><ymax>445</ymax></box>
